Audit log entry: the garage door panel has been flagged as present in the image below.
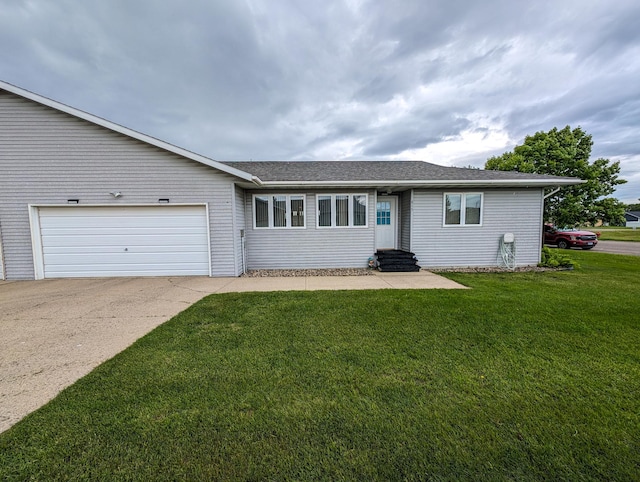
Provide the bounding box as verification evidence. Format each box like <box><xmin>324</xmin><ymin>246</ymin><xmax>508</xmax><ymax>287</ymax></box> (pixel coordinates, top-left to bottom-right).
<box><xmin>40</xmin><ymin>233</ymin><xmax>208</xmax><ymax>247</ymax></box>
<box><xmin>40</xmin><ymin>215</ymin><xmax>207</xmax><ymax>229</ymax></box>
<box><xmin>44</xmin><ymin>252</ymin><xmax>209</xmax><ymax>265</ymax></box>
<box><xmin>40</xmin><ymin>225</ymin><xmax>208</xmax><ymax>236</ymax></box>
<box><xmin>43</xmin><ymin>245</ymin><xmax>208</xmax><ymax>254</ymax></box>
<box><xmin>39</xmin><ymin>206</ymin><xmax>204</xmax><ymax>217</ymax></box>
<box><xmin>46</xmin><ymin>262</ymin><xmax>209</xmax><ymax>272</ymax></box>
<box><xmin>45</xmin><ymin>266</ymin><xmax>209</xmax><ymax>278</ymax></box>
<box><xmin>37</xmin><ymin>206</ymin><xmax>210</xmax><ymax>278</ymax></box>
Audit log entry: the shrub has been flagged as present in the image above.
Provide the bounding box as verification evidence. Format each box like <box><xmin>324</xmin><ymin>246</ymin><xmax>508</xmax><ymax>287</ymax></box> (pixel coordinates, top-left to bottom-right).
<box><xmin>539</xmin><ymin>247</ymin><xmax>578</xmax><ymax>269</ymax></box>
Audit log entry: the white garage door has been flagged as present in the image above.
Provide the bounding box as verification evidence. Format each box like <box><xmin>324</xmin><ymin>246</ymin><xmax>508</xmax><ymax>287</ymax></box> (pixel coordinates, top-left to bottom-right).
<box><xmin>36</xmin><ymin>205</ymin><xmax>210</xmax><ymax>278</ymax></box>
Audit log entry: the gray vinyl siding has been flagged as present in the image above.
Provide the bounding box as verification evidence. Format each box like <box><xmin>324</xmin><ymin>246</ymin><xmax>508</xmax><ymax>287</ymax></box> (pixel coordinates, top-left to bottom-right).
<box><xmin>411</xmin><ymin>189</ymin><xmax>543</xmax><ymax>267</ymax></box>
<box><xmin>0</xmin><ymin>90</ymin><xmax>239</xmax><ymax>279</ymax></box>
<box><xmin>400</xmin><ymin>190</ymin><xmax>412</xmax><ymax>252</ymax></box>
<box><xmin>244</xmin><ymin>189</ymin><xmax>376</xmax><ymax>269</ymax></box>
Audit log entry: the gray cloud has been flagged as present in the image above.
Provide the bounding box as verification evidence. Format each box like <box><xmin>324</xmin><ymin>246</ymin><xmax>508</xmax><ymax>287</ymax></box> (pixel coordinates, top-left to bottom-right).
<box><xmin>1</xmin><ymin>0</ymin><xmax>639</xmax><ymax>201</ymax></box>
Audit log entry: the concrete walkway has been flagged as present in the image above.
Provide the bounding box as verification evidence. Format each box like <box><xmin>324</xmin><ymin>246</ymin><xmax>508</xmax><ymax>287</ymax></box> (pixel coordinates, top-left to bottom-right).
<box><xmin>0</xmin><ymin>271</ymin><xmax>465</xmax><ymax>433</ymax></box>
<box><xmin>178</xmin><ymin>270</ymin><xmax>467</xmax><ymax>292</ymax></box>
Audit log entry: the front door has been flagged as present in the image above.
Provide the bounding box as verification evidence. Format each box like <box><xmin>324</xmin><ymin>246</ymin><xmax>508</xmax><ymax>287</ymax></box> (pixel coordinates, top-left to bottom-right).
<box><xmin>375</xmin><ymin>196</ymin><xmax>397</xmax><ymax>250</ymax></box>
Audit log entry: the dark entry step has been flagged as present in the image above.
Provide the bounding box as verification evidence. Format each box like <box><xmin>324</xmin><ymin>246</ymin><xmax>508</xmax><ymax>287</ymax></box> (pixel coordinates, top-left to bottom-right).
<box><xmin>374</xmin><ymin>249</ymin><xmax>420</xmax><ymax>272</ymax></box>
<box><xmin>378</xmin><ymin>264</ymin><xmax>421</xmax><ymax>272</ymax></box>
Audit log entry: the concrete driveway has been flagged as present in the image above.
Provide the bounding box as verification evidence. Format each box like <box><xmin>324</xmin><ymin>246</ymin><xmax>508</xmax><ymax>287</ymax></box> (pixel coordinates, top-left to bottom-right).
<box><xmin>0</xmin><ymin>271</ymin><xmax>464</xmax><ymax>433</ymax></box>
<box><xmin>0</xmin><ymin>277</ymin><xmax>222</xmax><ymax>433</ymax></box>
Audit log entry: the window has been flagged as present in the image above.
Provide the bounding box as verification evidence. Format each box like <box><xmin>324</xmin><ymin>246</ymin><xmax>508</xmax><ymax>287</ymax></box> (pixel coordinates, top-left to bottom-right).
<box><xmin>316</xmin><ymin>194</ymin><xmax>368</xmax><ymax>228</ymax></box>
<box><xmin>444</xmin><ymin>193</ymin><xmax>483</xmax><ymax>226</ymax></box>
<box><xmin>318</xmin><ymin>196</ymin><xmax>332</xmax><ymax>227</ymax></box>
<box><xmin>353</xmin><ymin>195</ymin><xmax>367</xmax><ymax>226</ymax></box>
<box><xmin>255</xmin><ymin>196</ymin><xmax>269</xmax><ymax>228</ymax></box>
<box><xmin>376</xmin><ymin>201</ymin><xmax>391</xmax><ymax>225</ymax></box>
<box><xmin>253</xmin><ymin>194</ymin><xmax>306</xmax><ymax>228</ymax></box>
<box><xmin>290</xmin><ymin>197</ymin><xmax>305</xmax><ymax>227</ymax></box>
<box><xmin>273</xmin><ymin>195</ymin><xmax>287</xmax><ymax>227</ymax></box>
<box><xmin>336</xmin><ymin>195</ymin><xmax>349</xmax><ymax>226</ymax></box>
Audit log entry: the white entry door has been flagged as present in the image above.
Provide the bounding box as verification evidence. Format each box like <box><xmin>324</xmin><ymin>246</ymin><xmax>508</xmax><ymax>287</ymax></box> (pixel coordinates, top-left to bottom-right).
<box><xmin>375</xmin><ymin>196</ymin><xmax>397</xmax><ymax>250</ymax></box>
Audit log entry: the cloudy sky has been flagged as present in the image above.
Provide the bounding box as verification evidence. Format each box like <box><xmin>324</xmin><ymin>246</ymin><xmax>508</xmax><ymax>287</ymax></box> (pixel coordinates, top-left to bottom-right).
<box><xmin>1</xmin><ymin>0</ymin><xmax>639</xmax><ymax>202</ymax></box>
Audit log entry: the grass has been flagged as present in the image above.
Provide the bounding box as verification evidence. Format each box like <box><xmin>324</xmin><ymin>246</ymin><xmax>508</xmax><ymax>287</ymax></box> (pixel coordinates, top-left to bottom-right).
<box><xmin>1</xmin><ymin>252</ymin><xmax>639</xmax><ymax>480</ymax></box>
<box><xmin>581</xmin><ymin>226</ymin><xmax>640</xmax><ymax>242</ymax></box>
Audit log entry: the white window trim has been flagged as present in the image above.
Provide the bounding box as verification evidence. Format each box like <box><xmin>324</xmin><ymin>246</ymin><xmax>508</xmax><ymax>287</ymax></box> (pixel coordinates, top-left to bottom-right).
<box><xmin>252</xmin><ymin>194</ymin><xmax>306</xmax><ymax>229</ymax></box>
<box><xmin>443</xmin><ymin>192</ymin><xmax>484</xmax><ymax>227</ymax></box>
<box><xmin>316</xmin><ymin>193</ymin><xmax>368</xmax><ymax>228</ymax></box>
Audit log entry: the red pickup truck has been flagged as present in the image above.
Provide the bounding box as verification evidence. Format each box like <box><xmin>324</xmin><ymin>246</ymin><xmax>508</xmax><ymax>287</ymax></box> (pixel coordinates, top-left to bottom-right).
<box><xmin>544</xmin><ymin>225</ymin><xmax>598</xmax><ymax>250</ymax></box>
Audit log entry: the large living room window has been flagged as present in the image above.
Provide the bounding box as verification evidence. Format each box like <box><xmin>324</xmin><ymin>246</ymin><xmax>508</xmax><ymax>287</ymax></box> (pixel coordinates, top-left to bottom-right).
<box><xmin>254</xmin><ymin>194</ymin><xmax>306</xmax><ymax>228</ymax></box>
<box><xmin>316</xmin><ymin>194</ymin><xmax>368</xmax><ymax>228</ymax></box>
<box><xmin>444</xmin><ymin>193</ymin><xmax>483</xmax><ymax>226</ymax></box>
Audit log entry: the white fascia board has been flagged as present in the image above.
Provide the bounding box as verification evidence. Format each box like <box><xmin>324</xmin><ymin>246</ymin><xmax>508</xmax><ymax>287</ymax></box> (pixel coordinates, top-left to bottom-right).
<box><xmin>258</xmin><ymin>178</ymin><xmax>583</xmax><ymax>188</ymax></box>
<box><xmin>0</xmin><ymin>80</ymin><xmax>257</xmax><ymax>183</ymax></box>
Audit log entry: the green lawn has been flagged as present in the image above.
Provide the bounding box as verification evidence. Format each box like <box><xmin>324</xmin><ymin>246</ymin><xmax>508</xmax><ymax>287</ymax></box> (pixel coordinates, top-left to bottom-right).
<box><xmin>1</xmin><ymin>252</ymin><xmax>639</xmax><ymax>481</ymax></box>
<box><xmin>581</xmin><ymin>226</ymin><xmax>640</xmax><ymax>242</ymax></box>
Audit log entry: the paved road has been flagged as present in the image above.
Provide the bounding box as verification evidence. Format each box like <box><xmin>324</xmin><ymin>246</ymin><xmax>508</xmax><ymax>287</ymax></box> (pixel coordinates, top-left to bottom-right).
<box><xmin>591</xmin><ymin>240</ymin><xmax>640</xmax><ymax>256</ymax></box>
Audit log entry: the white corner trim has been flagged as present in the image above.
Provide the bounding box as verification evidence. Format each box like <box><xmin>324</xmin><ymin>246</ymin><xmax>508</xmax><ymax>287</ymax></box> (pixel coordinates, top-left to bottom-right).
<box><xmin>0</xmin><ymin>223</ymin><xmax>5</xmax><ymax>280</ymax></box>
<box><xmin>230</xmin><ymin>184</ymin><xmax>240</xmax><ymax>277</ymax></box>
<box><xmin>28</xmin><ymin>205</ymin><xmax>45</xmax><ymax>280</ymax></box>
<box><xmin>409</xmin><ymin>189</ymin><xmax>414</xmax><ymax>253</ymax></box>
<box><xmin>204</xmin><ymin>203</ymin><xmax>213</xmax><ymax>278</ymax></box>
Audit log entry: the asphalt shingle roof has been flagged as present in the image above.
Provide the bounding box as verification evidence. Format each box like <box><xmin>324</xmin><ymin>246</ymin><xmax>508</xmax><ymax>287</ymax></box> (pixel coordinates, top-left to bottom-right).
<box><xmin>222</xmin><ymin>160</ymin><xmax>577</xmax><ymax>184</ymax></box>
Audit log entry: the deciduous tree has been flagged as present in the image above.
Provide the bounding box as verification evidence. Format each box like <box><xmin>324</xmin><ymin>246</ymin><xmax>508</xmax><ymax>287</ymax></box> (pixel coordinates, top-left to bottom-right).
<box><xmin>626</xmin><ymin>200</ymin><xmax>640</xmax><ymax>211</ymax></box>
<box><xmin>485</xmin><ymin>126</ymin><xmax>626</xmax><ymax>226</ymax></box>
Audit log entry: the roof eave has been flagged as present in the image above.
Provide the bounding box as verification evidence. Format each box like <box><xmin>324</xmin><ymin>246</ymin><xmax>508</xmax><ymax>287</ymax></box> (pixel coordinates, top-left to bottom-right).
<box><xmin>258</xmin><ymin>178</ymin><xmax>583</xmax><ymax>188</ymax></box>
<box><xmin>0</xmin><ymin>80</ymin><xmax>255</xmax><ymax>183</ymax></box>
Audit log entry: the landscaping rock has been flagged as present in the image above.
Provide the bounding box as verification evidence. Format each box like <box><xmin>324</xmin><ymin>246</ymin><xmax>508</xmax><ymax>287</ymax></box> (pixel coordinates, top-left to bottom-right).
<box><xmin>242</xmin><ymin>268</ymin><xmax>374</xmax><ymax>277</ymax></box>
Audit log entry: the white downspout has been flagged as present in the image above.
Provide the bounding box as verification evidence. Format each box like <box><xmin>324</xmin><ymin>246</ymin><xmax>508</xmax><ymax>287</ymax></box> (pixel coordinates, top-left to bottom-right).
<box><xmin>544</xmin><ymin>187</ymin><xmax>561</xmax><ymax>200</ymax></box>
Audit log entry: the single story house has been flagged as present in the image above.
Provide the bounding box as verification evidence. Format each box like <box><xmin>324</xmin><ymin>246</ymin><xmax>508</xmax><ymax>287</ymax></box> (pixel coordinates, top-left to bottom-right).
<box><xmin>0</xmin><ymin>80</ymin><xmax>580</xmax><ymax>280</ymax></box>
<box><xmin>625</xmin><ymin>211</ymin><xmax>640</xmax><ymax>228</ymax></box>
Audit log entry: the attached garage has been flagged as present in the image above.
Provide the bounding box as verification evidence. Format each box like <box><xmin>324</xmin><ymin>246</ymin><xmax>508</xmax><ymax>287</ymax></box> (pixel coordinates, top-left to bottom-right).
<box><xmin>30</xmin><ymin>205</ymin><xmax>210</xmax><ymax>278</ymax></box>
